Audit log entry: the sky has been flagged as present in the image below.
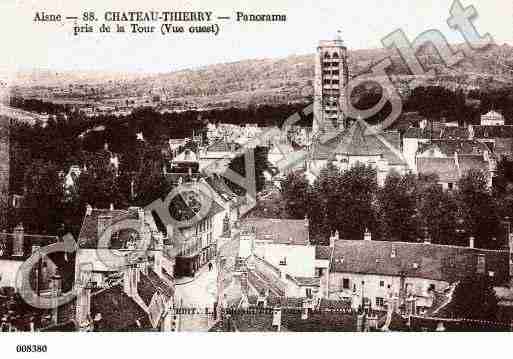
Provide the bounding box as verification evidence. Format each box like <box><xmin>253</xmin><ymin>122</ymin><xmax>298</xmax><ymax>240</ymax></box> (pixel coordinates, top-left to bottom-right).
<box><xmin>0</xmin><ymin>0</ymin><xmax>510</xmax><ymax>74</ymax></box>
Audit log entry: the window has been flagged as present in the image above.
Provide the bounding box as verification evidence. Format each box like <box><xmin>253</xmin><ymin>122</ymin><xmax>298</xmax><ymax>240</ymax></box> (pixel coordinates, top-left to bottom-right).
<box><xmin>448</xmin><ymin>182</ymin><xmax>454</xmax><ymax>190</ymax></box>
<box><xmin>342</xmin><ymin>278</ymin><xmax>350</xmax><ymax>289</ymax></box>
<box><xmin>379</xmin><ymin>280</ymin><xmax>385</xmax><ymax>287</ymax></box>
<box><xmin>376</xmin><ymin>297</ymin><xmax>385</xmax><ymax>307</ymax></box>
<box><xmin>306</xmin><ymin>288</ymin><xmax>313</xmax><ymax>298</ymax></box>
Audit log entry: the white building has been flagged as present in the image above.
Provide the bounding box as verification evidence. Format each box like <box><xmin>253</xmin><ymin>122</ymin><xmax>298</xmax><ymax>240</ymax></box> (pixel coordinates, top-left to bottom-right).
<box><xmin>481</xmin><ymin>110</ymin><xmax>505</xmax><ymax>126</ymax></box>
<box><xmin>238</xmin><ymin>218</ymin><xmax>330</xmax><ymax>298</ymax></box>
<box><xmin>309</xmin><ymin>121</ymin><xmax>408</xmax><ymax>185</ymax></box>
<box><xmin>328</xmin><ymin>235</ymin><xmax>509</xmax><ymax>314</ymax></box>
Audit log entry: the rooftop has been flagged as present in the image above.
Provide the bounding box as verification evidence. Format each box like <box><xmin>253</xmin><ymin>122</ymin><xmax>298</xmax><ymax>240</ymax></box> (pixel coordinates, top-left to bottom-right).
<box><xmin>312</xmin><ymin>121</ymin><xmax>406</xmax><ymax>165</ymax></box>
<box><xmin>90</xmin><ymin>284</ymin><xmax>152</xmax><ymax>331</ymax></box>
<box><xmin>472</xmin><ymin>125</ymin><xmax>513</xmax><ymax>139</ymax></box>
<box><xmin>417</xmin><ymin>139</ymin><xmax>489</xmax><ymax>157</ymax></box>
<box><xmin>242</xmin><ymin>218</ymin><xmax>310</xmax><ymax>245</ymax></box>
<box><xmin>331</xmin><ymin>240</ymin><xmax>509</xmax><ymax>285</ymax></box>
<box><xmin>315</xmin><ymin>245</ymin><xmax>332</xmax><ymax>260</ymax></box>
<box><xmin>417</xmin><ymin>157</ymin><xmax>459</xmax><ymax>183</ymax></box>
<box><xmin>77</xmin><ymin>208</ymin><xmax>146</xmax><ymax>249</ymax></box>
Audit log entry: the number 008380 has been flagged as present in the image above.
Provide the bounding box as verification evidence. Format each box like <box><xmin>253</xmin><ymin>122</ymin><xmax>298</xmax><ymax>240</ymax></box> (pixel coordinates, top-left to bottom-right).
<box><xmin>16</xmin><ymin>345</ymin><xmax>47</xmax><ymax>353</ymax></box>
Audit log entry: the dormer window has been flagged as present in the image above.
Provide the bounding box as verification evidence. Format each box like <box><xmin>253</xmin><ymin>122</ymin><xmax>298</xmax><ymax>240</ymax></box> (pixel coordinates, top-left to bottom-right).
<box><xmin>391</xmin><ymin>249</ymin><xmax>396</xmax><ymax>258</ymax></box>
<box><xmin>279</xmin><ymin>257</ymin><xmax>287</xmax><ymax>266</ymax></box>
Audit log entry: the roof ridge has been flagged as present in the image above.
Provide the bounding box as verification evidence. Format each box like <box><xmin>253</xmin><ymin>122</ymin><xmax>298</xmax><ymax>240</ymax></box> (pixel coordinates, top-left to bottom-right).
<box><xmin>334</xmin><ymin>239</ymin><xmax>509</xmax><ymax>253</ymax></box>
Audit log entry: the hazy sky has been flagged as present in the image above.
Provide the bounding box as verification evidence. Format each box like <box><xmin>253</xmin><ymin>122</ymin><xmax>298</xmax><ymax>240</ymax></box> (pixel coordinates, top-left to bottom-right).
<box><xmin>0</xmin><ymin>0</ymin><xmax>510</xmax><ymax>74</ymax></box>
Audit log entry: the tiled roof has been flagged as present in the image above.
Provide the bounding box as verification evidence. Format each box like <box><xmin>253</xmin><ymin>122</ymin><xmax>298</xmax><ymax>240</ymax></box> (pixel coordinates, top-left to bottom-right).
<box><xmin>409</xmin><ymin>315</ymin><xmax>510</xmax><ymax>331</ymax></box>
<box><xmin>90</xmin><ymin>284</ymin><xmax>151</xmax><ymax>331</ymax></box>
<box><xmin>242</xmin><ymin>218</ymin><xmax>309</xmax><ymax>245</ymax></box>
<box><xmin>417</xmin><ymin>157</ymin><xmax>459</xmax><ymax>182</ymax></box>
<box><xmin>294</xmin><ymin>277</ymin><xmax>320</xmax><ymax>287</ymax></box>
<box><xmin>404</xmin><ymin>126</ymin><xmax>470</xmax><ymax>140</ymax></box>
<box><xmin>204</xmin><ymin>175</ymin><xmax>238</xmax><ymax>203</ymax></box>
<box><xmin>315</xmin><ymin>245</ymin><xmax>332</xmax><ymax>260</ymax></box>
<box><xmin>206</xmin><ymin>141</ymin><xmax>240</xmax><ymax>153</ymax></box>
<box><xmin>312</xmin><ymin>121</ymin><xmax>406</xmax><ymax>165</ymax></box>
<box><xmin>40</xmin><ymin>320</ymin><xmax>77</xmax><ymax>332</ymax></box>
<box><xmin>472</xmin><ymin>125</ymin><xmax>513</xmax><ymax>139</ymax></box>
<box><xmin>137</xmin><ymin>271</ymin><xmax>174</xmax><ymax>307</ymax></box>
<box><xmin>458</xmin><ymin>155</ymin><xmax>489</xmax><ymax>175</ymax></box>
<box><xmin>440</xmin><ymin>127</ymin><xmax>469</xmax><ymax>139</ymax></box>
<box><xmin>171</xmin><ymin>188</ymin><xmax>226</xmax><ymax>224</ymax></box>
<box><xmin>173</xmin><ymin>149</ymin><xmax>198</xmax><ymax>162</ymax></box>
<box><xmin>246</xmin><ymin>296</ymin><xmax>304</xmax><ymax>308</ymax></box>
<box><xmin>319</xmin><ymin>298</ymin><xmax>352</xmax><ymax>311</ymax></box>
<box><xmin>417</xmin><ymin>140</ymin><xmax>489</xmax><ymax>156</ymax></box>
<box><xmin>77</xmin><ymin>208</ymin><xmax>138</xmax><ymax>249</ymax></box>
<box><xmin>404</xmin><ymin>127</ymin><xmax>441</xmax><ymax>139</ymax></box>
<box><xmin>331</xmin><ymin>240</ymin><xmax>509</xmax><ymax>285</ymax></box>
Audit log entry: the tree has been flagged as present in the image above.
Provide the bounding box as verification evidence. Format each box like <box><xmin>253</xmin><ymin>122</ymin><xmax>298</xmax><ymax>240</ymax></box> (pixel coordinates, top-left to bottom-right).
<box><xmin>21</xmin><ymin>160</ymin><xmax>66</xmax><ymax>233</ymax></box>
<box><xmin>418</xmin><ymin>182</ymin><xmax>459</xmax><ymax>245</ymax></box>
<box><xmin>309</xmin><ymin>163</ymin><xmax>378</xmax><ymax>243</ymax></box>
<box><xmin>492</xmin><ymin>157</ymin><xmax>513</xmax><ymax>221</ymax></box>
<box><xmin>0</xmin><ymin>187</ymin><xmax>10</xmax><ymax>231</ymax></box>
<box><xmin>75</xmin><ymin>151</ymin><xmax>127</xmax><ymax>210</ymax></box>
<box><xmin>451</xmin><ymin>276</ymin><xmax>498</xmax><ymax>321</ymax></box>
<box><xmin>280</xmin><ymin>171</ymin><xmax>309</xmax><ymax>219</ymax></box>
<box><xmin>457</xmin><ymin>169</ymin><xmax>500</xmax><ymax>249</ymax></box>
<box><xmin>119</xmin><ymin>144</ymin><xmax>168</xmax><ymax>207</ymax></box>
<box><xmin>377</xmin><ymin>172</ymin><xmax>419</xmax><ymax>242</ymax></box>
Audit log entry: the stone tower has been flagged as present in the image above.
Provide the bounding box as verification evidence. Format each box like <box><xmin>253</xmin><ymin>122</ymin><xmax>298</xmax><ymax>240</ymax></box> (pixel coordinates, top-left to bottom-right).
<box><xmin>313</xmin><ymin>31</ymin><xmax>350</xmax><ymax>137</ymax></box>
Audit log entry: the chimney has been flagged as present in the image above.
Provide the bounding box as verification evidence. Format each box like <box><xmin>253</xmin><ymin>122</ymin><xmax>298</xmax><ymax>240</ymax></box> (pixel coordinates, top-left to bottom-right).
<box><xmin>364</xmin><ymin>228</ymin><xmax>372</xmax><ymax>241</ymax></box>
<box><xmin>13</xmin><ymin>223</ymin><xmax>24</xmax><ymax>257</ymax></box>
<box><xmin>153</xmin><ymin>249</ymin><xmax>162</xmax><ymax>277</ymax></box>
<box><xmin>477</xmin><ymin>253</ymin><xmax>486</xmax><ymax>274</ymax></box>
<box><xmin>329</xmin><ymin>230</ymin><xmax>339</xmax><ymax>248</ymax></box>
<box><xmin>86</xmin><ymin>204</ymin><xmax>93</xmax><ymax>216</ymax></box>
<box><xmin>469</xmin><ymin>236</ymin><xmax>475</xmax><ymax>249</ymax></box>
<box><xmin>468</xmin><ymin>124</ymin><xmax>474</xmax><ymax>140</ymax></box>
<box><xmin>138</xmin><ymin>207</ymin><xmax>144</xmax><ymax>222</ymax></box>
<box><xmin>272</xmin><ymin>307</ymin><xmax>282</xmax><ymax>332</ymax></box>
<box><xmin>356</xmin><ymin>313</ymin><xmax>365</xmax><ymax>331</ymax></box>
<box><xmin>166</xmin><ymin>224</ymin><xmax>174</xmax><ymax>242</ymax></box>
<box><xmin>76</xmin><ymin>283</ymin><xmax>92</xmax><ymax>331</ymax></box>
<box><xmin>109</xmin><ymin>203</ymin><xmax>114</xmax><ymax>211</ymax></box>
<box><xmin>123</xmin><ymin>265</ymin><xmax>139</xmax><ymax>298</ymax></box>
<box><xmin>50</xmin><ymin>273</ymin><xmax>62</xmax><ymax>325</ymax></box>
<box><xmin>97</xmin><ymin>214</ymin><xmax>112</xmax><ymax>239</ymax></box>
<box><xmin>454</xmin><ymin>152</ymin><xmax>460</xmax><ymax>175</ymax></box>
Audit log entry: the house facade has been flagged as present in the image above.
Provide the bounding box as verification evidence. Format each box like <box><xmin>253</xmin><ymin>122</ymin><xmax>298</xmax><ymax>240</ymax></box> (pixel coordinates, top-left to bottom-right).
<box><xmin>328</xmin><ymin>236</ymin><xmax>509</xmax><ymax>315</ymax></box>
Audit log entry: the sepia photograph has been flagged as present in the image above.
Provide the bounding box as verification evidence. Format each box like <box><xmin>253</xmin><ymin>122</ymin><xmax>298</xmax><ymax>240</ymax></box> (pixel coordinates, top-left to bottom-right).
<box><xmin>0</xmin><ymin>0</ymin><xmax>512</xmax><ymax>357</ymax></box>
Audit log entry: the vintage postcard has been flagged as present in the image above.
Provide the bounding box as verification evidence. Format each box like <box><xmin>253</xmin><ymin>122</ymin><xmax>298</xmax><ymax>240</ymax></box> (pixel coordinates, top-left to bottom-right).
<box><xmin>0</xmin><ymin>0</ymin><xmax>512</xmax><ymax>357</ymax></box>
